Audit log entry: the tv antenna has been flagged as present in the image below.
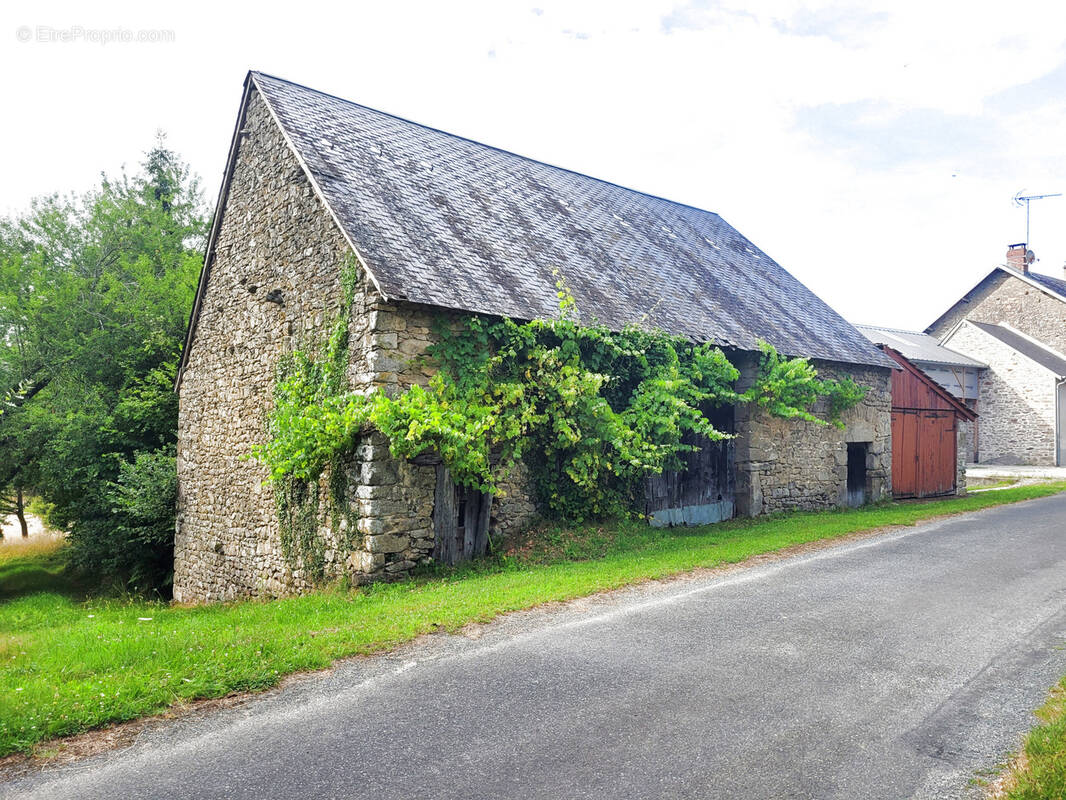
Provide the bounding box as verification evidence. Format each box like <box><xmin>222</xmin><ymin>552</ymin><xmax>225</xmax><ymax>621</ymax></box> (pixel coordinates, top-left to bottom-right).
<box><xmin>1013</xmin><ymin>190</ymin><xmax>1062</xmax><ymax>245</ymax></box>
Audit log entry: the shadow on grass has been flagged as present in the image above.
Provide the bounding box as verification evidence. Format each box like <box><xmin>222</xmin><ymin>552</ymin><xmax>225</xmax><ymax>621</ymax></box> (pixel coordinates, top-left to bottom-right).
<box><xmin>0</xmin><ymin>546</ymin><xmax>87</xmax><ymax>602</ymax></box>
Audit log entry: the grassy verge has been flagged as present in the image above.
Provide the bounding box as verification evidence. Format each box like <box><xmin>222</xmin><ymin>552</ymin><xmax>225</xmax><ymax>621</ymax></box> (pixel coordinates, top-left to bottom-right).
<box><xmin>990</xmin><ymin>678</ymin><xmax>1066</xmax><ymax>799</ymax></box>
<box><xmin>2</xmin><ymin>482</ymin><xmax>1065</xmax><ymax>758</ymax></box>
<box><xmin>0</xmin><ymin>539</ymin><xmax>80</xmax><ymax>602</ymax></box>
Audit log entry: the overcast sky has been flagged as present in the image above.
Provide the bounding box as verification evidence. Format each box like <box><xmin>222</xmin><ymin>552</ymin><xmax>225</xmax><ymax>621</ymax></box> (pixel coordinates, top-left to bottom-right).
<box><xmin>3</xmin><ymin>0</ymin><xmax>1066</xmax><ymax>331</ymax></box>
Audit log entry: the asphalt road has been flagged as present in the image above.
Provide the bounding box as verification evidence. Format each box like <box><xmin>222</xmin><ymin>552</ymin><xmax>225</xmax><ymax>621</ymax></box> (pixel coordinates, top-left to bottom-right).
<box><xmin>8</xmin><ymin>494</ymin><xmax>1066</xmax><ymax>800</ymax></box>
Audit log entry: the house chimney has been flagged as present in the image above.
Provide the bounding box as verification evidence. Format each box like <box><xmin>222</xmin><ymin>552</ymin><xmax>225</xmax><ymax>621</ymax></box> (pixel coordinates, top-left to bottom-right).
<box><xmin>1007</xmin><ymin>243</ymin><xmax>1035</xmax><ymax>274</ymax></box>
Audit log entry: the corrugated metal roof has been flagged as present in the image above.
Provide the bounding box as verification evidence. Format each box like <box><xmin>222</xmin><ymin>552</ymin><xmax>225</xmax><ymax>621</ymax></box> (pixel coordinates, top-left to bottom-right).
<box><xmin>967</xmin><ymin>321</ymin><xmax>1066</xmax><ymax>377</ymax></box>
<box><xmin>855</xmin><ymin>325</ymin><xmax>985</xmax><ymax>368</ymax></box>
<box><xmin>250</xmin><ymin>72</ymin><xmax>891</xmax><ymax>369</ymax></box>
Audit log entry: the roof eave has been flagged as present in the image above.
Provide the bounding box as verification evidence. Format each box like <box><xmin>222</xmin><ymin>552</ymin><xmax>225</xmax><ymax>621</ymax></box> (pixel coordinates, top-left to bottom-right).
<box><xmin>174</xmin><ymin>73</ymin><xmax>258</xmax><ymax>392</ymax></box>
<box><xmin>881</xmin><ymin>346</ymin><xmax>978</xmax><ymax>420</ymax></box>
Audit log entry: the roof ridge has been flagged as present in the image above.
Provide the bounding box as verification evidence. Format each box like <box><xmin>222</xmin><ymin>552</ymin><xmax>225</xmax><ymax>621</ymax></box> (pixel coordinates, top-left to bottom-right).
<box><xmin>248</xmin><ymin>70</ymin><xmax>728</xmax><ymax>223</ymax></box>
<box><xmin>854</xmin><ymin>323</ymin><xmax>925</xmax><ymax>335</ymax></box>
<box><xmin>240</xmin><ymin>69</ymin><xmax>892</xmax><ymax>369</ymax></box>
<box><xmin>981</xmin><ymin>320</ymin><xmax>1066</xmax><ymax>362</ymax></box>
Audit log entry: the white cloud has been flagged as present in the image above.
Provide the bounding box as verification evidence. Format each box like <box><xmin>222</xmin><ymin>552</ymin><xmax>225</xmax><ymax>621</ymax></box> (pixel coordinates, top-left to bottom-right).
<box><xmin>2</xmin><ymin>0</ymin><xmax>1065</xmax><ymax>330</ymax></box>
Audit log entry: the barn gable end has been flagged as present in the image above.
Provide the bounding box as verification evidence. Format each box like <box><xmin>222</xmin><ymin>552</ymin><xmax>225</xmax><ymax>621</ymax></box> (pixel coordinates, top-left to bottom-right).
<box><xmin>175</xmin><ymin>87</ymin><xmax>539</xmax><ymax>602</ymax></box>
<box><xmin>175</xmin><ymin>73</ymin><xmax>892</xmax><ymax>602</ymax></box>
<box><xmin>175</xmin><ymin>87</ymin><xmax>364</xmax><ymax>600</ymax></box>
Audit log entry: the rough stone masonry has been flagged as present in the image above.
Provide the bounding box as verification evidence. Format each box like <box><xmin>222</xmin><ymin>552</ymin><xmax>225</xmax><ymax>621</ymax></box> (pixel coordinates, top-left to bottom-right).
<box><xmin>174</xmin><ymin>91</ymin><xmax>540</xmax><ymax>602</ymax></box>
<box><xmin>174</xmin><ymin>87</ymin><xmax>891</xmax><ymax>603</ymax></box>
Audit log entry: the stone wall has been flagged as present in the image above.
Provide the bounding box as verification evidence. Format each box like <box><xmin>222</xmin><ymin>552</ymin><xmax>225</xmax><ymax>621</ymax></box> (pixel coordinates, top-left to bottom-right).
<box><xmin>175</xmin><ymin>90</ymin><xmax>366</xmax><ymax>602</ymax></box>
<box><xmin>943</xmin><ymin>322</ymin><xmax>1057</xmax><ymax>465</ymax></box>
<box><xmin>956</xmin><ymin>419</ymin><xmax>972</xmax><ymax>492</ymax></box>
<box><xmin>929</xmin><ymin>270</ymin><xmax>1066</xmax><ymax>353</ymax></box>
<box><xmin>176</xmin><ymin>86</ymin><xmax>893</xmax><ymax>603</ymax></box>
<box><xmin>175</xmin><ymin>89</ymin><xmax>538</xmax><ymax>602</ymax></box>
<box><xmin>346</xmin><ymin>300</ymin><xmax>538</xmax><ymax>581</ymax></box>
<box><xmin>733</xmin><ymin>357</ymin><xmax>893</xmax><ymax>515</ymax></box>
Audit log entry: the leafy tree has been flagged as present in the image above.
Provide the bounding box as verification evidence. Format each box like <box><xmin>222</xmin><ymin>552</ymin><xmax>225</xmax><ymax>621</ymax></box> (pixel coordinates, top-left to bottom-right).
<box><xmin>0</xmin><ymin>136</ymin><xmax>208</xmax><ymax>592</ymax></box>
<box><xmin>0</xmin><ymin>486</ymin><xmax>28</xmax><ymax>539</ymax></box>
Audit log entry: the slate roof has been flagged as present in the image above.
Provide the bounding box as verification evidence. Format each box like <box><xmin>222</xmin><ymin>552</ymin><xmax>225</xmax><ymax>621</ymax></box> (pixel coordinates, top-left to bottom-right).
<box><xmin>213</xmin><ymin>72</ymin><xmax>892</xmax><ymax>368</ymax></box>
<box><xmin>1025</xmin><ymin>269</ymin><xmax>1066</xmax><ymax>298</ymax></box>
<box><xmin>855</xmin><ymin>325</ymin><xmax>985</xmax><ymax>369</ymax></box>
<box><xmin>926</xmin><ymin>265</ymin><xmax>1066</xmax><ymax>333</ymax></box>
<box><xmin>967</xmin><ymin>321</ymin><xmax>1066</xmax><ymax>377</ymax></box>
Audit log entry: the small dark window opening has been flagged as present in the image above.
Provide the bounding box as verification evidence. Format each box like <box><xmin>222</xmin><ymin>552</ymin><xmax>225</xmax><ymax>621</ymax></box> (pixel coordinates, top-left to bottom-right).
<box><xmin>846</xmin><ymin>443</ymin><xmax>868</xmax><ymax>507</ymax></box>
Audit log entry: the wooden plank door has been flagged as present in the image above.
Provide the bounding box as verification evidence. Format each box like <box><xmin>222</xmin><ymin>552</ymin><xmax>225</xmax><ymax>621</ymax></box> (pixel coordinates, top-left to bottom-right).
<box><xmin>432</xmin><ymin>465</ymin><xmax>492</xmax><ymax>565</ymax></box>
<box><xmin>644</xmin><ymin>405</ymin><xmax>735</xmax><ymax>527</ymax></box>
<box><xmin>917</xmin><ymin>411</ymin><xmax>956</xmax><ymax>497</ymax></box>
<box><xmin>892</xmin><ymin>410</ymin><xmax>919</xmax><ymax>498</ymax></box>
<box><xmin>893</xmin><ymin>410</ymin><xmax>956</xmax><ymax>498</ymax></box>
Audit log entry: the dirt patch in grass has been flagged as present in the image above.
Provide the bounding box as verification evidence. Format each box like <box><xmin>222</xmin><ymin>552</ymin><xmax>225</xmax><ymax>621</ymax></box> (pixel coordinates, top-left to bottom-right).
<box><xmin>984</xmin><ymin>751</ymin><xmax>1027</xmax><ymax>799</ymax></box>
<box><xmin>0</xmin><ymin>690</ymin><xmax>267</xmax><ymax>783</ymax></box>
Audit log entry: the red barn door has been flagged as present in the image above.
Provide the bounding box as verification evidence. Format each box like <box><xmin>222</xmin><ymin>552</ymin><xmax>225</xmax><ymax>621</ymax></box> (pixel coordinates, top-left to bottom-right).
<box><xmin>892</xmin><ymin>409</ymin><xmax>956</xmax><ymax>498</ymax></box>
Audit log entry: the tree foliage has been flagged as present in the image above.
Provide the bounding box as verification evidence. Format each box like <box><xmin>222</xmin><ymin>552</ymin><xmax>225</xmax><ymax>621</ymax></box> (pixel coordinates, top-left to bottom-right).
<box><xmin>0</xmin><ymin>136</ymin><xmax>208</xmax><ymax>592</ymax></box>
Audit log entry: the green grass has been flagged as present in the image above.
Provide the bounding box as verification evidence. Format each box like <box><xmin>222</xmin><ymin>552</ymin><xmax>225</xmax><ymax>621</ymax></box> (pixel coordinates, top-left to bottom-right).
<box><xmin>2</xmin><ymin>482</ymin><xmax>1065</xmax><ymax>758</ymax></box>
<box><xmin>0</xmin><ymin>539</ymin><xmax>81</xmax><ymax>602</ymax></box>
<box><xmin>997</xmin><ymin>678</ymin><xmax>1066</xmax><ymax>798</ymax></box>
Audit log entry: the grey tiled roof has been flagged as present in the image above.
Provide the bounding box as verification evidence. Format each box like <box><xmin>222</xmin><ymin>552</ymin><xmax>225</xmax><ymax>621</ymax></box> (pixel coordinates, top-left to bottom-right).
<box><xmin>968</xmin><ymin>321</ymin><xmax>1066</xmax><ymax>377</ymax></box>
<box><xmin>1024</xmin><ymin>269</ymin><xmax>1066</xmax><ymax>299</ymax></box>
<box><xmin>928</xmin><ymin>265</ymin><xmax>1066</xmax><ymax>334</ymax></box>
<box><xmin>855</xmin><ymin>325</ymin><xmax>985</xmax><ymax>368</ymax></box>
<box><xmin>252</xmin><ymin>72</ymin><xmax>891</xmax><ymax>368</ymax></box>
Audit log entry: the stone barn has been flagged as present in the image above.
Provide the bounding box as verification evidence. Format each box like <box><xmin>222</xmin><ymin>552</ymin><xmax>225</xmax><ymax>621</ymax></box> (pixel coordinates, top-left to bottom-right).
<box><xmin>173</xmin><ymin>71</ymin><xmax>893</xmax><ymax>603</ymax></box>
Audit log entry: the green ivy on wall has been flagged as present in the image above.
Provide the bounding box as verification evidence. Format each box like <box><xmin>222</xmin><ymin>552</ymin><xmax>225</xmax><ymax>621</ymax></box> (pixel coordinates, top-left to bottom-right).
<box><xmin>259</xmin><ymin>262</ymin><xmax>363</xmax><ymax>581</ymax></box>
<box><xmin>254</xmin><ymin>267</ymin><xmax>868</xmax><ymax>569</ymax></box>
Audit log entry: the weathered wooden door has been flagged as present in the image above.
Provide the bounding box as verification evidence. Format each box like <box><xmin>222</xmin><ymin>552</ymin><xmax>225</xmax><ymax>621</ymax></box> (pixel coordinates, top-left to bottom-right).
<box><xmin>644</xmin><ymin>405</ymin><xmax>734</xmax><ymax>527</ymax></box>
<box><xmin>918</xmin><ymin>411</ymin><xmax>956</xmax><ymax>497</ymax></box>
<box><xmin>846</xmin><ymin>442</ymin><xmax>867</xmax><ymax>507</ymax></box>
<box><xmin>432</xmin><ymin>465</ymin><xmax>492</xmax><ymax>565</ymax></box>
<box><xmin>892</xmin><ymin>410</ymin><xmax>919</xmax><ymax>498</ymax></box>
<box><xmin>892</xmin><ymin>409</ymin><xmax>956</xmax><ymax>498</ymax></box>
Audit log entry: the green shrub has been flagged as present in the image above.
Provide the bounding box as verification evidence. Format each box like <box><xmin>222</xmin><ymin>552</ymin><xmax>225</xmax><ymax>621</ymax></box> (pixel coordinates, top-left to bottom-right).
<box><xmin>66</xmin><ymin>446</ymin><xmax>177</xmax><ymax>595</ymax></box>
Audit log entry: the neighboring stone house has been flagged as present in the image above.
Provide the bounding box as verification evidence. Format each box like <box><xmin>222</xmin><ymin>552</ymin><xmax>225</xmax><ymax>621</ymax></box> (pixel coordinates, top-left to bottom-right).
<box><xmin>926</xmin><ymin>244</ymin><xmax>1066</xmax><ymax>465</ymax></box>
<box><xmin>173</xmin><ymin>71</ymin><xmax>894</xmax><ymax>603</ymax></box>
<box><xmin>940</xmin><ymin>321</ymin><xmax>1066</xmax><ymax>466</ymax></box>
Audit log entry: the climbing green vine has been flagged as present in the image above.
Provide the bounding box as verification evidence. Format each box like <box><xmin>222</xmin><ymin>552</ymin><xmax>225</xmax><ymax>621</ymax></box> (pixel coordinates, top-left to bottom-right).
<box><xmin>258</xmin><ymin>262</ymin><xmax>363</xmax><ymax>580</ymax></box>
<box><xmin>254</xmin><ymin>267</ymin><xmax>867</xmax><ymax>548</ymax></box>
<box><xmin>743</xmin><ymin>340</ymin><xmax>868</xmax><ymax>427</ymax></box>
